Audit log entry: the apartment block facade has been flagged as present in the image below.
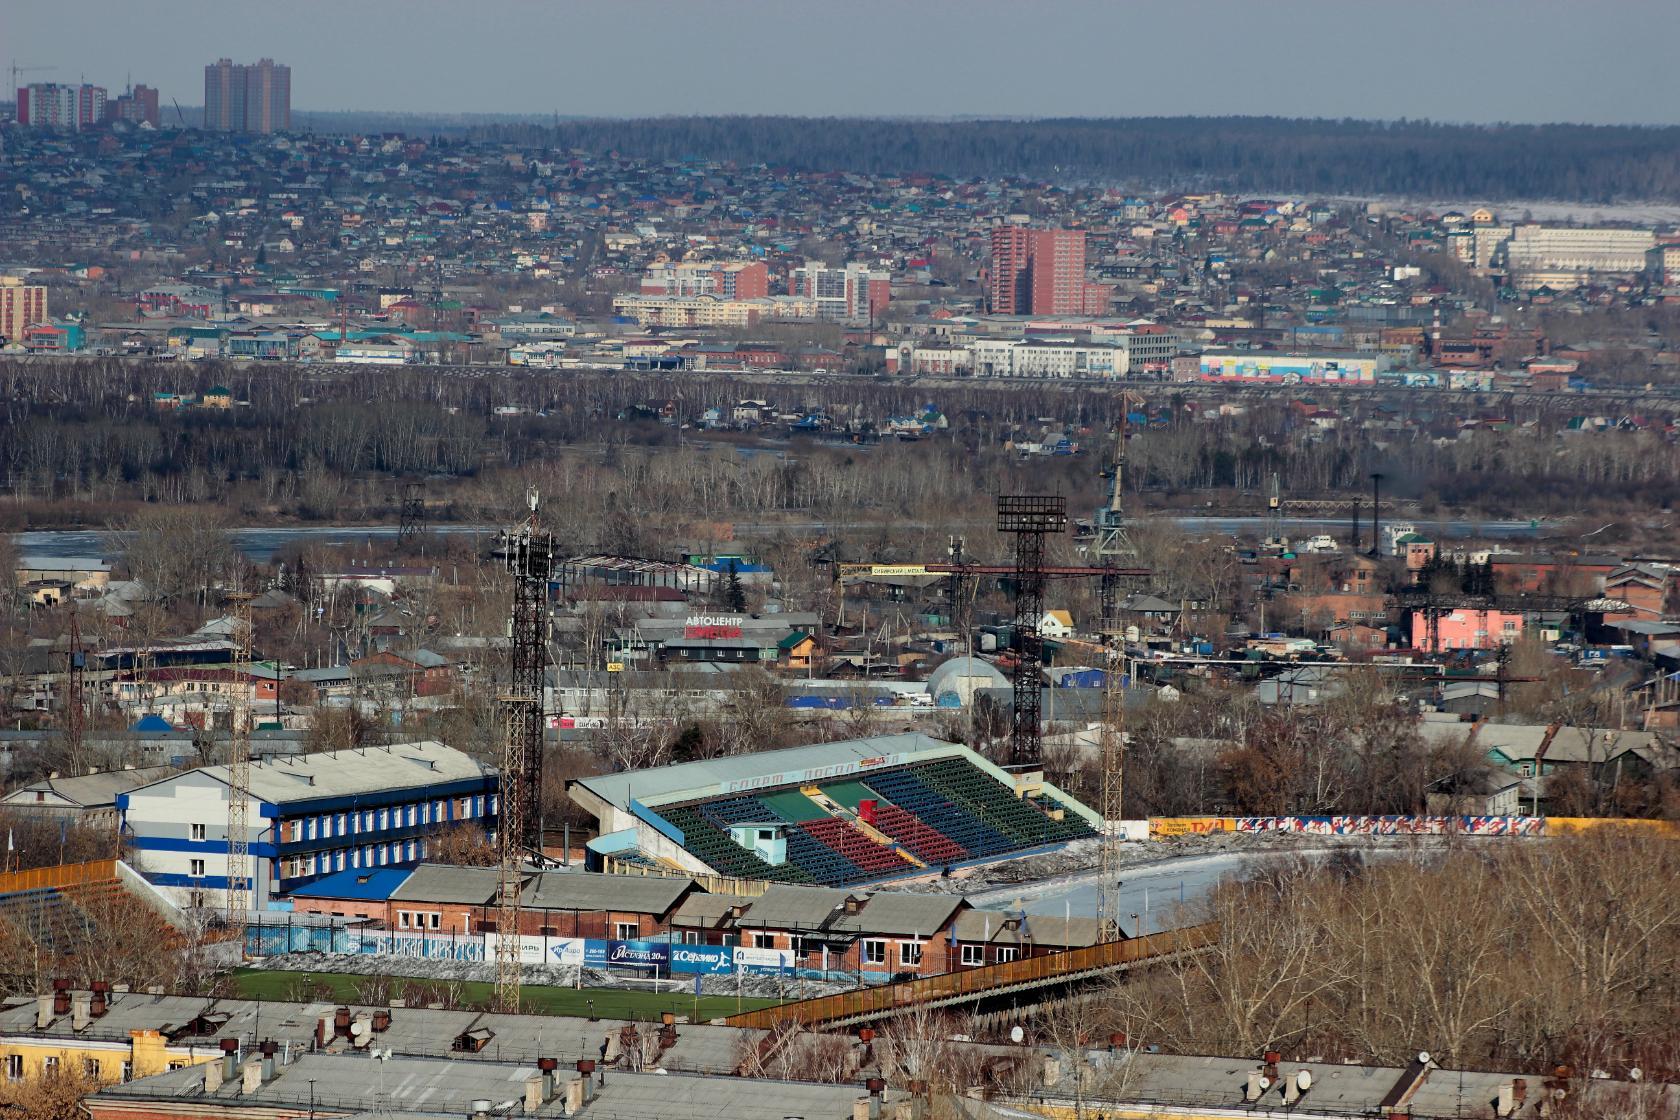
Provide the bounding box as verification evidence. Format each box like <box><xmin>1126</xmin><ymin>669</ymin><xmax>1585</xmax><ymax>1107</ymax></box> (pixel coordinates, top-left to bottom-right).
<box><xmin>204</xmin><ymin>58</ymin><xmax>291</xmax><ymax>133</ymax></box>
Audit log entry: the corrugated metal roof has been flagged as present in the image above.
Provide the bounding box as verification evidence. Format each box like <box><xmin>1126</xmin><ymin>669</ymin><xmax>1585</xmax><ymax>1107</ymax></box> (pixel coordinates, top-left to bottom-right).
<box><xmin>155</xmin><ymin>741</ymin><xmax>493</xmax><ymax>805</ymax></box>
<box><xmin>577</xmin><ymin>732</ymin><xmax>960</xmax><ymax>810</ymax></box>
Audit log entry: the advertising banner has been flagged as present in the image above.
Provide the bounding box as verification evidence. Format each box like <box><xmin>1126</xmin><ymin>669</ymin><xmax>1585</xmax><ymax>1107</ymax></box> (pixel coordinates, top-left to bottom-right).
<box><xmin>602</xmin><ymin>939</ymin><xmax>671</xmax><ymax>971</ymax></box>
<box><xmin>669</xmin><ymin>944</ymin><xmax>733</xmax><ymax>974</ymax></box>
<box><xmin>733</xmin><ymin>945</ymin><xmax>796</xmax><ymax>974</ymax></box>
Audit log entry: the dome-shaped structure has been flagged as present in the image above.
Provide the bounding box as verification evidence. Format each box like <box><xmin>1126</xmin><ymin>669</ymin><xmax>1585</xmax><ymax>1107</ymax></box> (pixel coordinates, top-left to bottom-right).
<box><xmin>926</xmin><ymin>656</ymin><xmax>1009</xmax><ymax>707</ymax></box>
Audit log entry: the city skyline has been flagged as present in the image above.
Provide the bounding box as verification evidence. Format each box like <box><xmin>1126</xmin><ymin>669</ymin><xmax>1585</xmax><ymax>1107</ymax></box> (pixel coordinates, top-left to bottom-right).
<box><xmin>9</xmin><ymin>0</ymin><xmax>1680</xmax><ymax>126</ymax></box>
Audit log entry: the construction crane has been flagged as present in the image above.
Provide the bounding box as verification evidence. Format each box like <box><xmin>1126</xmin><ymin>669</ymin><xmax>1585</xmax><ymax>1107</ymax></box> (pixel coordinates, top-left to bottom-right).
<box><xmin>1090</xmin><ymin>400</ymin><xmax>1140</xmax><ymax>943</ymax></box>
<box><xmin>7</xmin><ymin>63</ymin><xmax>54</xmax><ymax>92</ymax></box>
<box><xmin>224</xmin><ymin>591</ymin><xmax>255</xmax><ymax>924</ymax></box>
<box><xmin>493</xmin><ymin>488</ymin><xmax>556</xmax><ymax>1013</ymax></box>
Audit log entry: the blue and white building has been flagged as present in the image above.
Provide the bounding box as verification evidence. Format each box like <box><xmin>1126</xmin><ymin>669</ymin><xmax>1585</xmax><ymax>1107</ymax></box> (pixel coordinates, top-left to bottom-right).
<box><xmin>117</xmin><ymin>741</ymin><xmax>497</xmax><ymax>910</ymax></box>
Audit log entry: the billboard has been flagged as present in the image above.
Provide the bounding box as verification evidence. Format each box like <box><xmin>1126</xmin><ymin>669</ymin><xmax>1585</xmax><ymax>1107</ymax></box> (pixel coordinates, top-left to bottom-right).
<box><xmin>669</xmin><ymin>944</ymin><xmax>733</xmax><ymax>974</ymax></box>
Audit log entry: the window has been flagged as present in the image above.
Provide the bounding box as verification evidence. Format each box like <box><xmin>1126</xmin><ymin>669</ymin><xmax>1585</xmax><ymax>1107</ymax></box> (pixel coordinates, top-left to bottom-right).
<box><xmin>5</xmin><ymin>1054</ymin><xmax>20</xmax><ymax>1081</ymax></box>
<box><xmin>189</xmin><ymin>859</ymin><xmax>206</xmax><ymax>877</ymax></box>
<box><xmin>405</xmin><ymin>804</ymin><xmax>416</xmax><ymax>826</ymax></box>
<box><xmin>304</xmin><ymin>818</ymin><xmax>316</xmax><ymax>841</ymax></box>
<box><xmin>997</xmin><ymin>947</ymin><xmax>1019</xmax><ymax>963</ymax></box>
<box><xmin>615</xmin><ymin>921</ymin><xmax>640</xmax><ymax>941</ymax></box>
<box><xmin>899</xmin><ymin>942</ymin><xmax>923</xmax><ymax>968</ymax></box>
<box><xmin>862</xmin><ymin>940</ymin><xmax>886</xmax><ymax>965</ymax></box>
<box><xmin>428</xmin><ymin>912</ymin><xmax>441</xmax><ymax>930</ymax></box>
<box><xmin>790</xmin><ymin>935</ymin><xmax>812</xmax><ymax>957</ymax></box>
<box><xmin>749</xmin><ymin>932</ymin><xmax>775</xmax><ymax>949</ymax></box>
<box><xmin>960</xmin><ymin>944</ymin><xmax>985</xmax><ymax>967</ymax></box>
<box><xmin>43</xmin><ymin>1056</ymin><xmax>59</xmax><ymax>1075</ymax></box>
<box><xmin>398</xmin><ymin>911</ymin><xmax>412</xmax><ymax>929</ymax></box>
<box><xmin>121</xmin><ymin>1060</ymin><xmax>133</xmax><ymax>1083</ymax></box>
<box><xmin>82</xmin><ymin>1058</ymin><xmax>98</xmax><ymax>1078</ymax></box>
<box><xmin>168</xmin><ymin>1061</ymin><xmax>187</xmax><ymax>1071</ymax></box>
<box><xmin>190</xmin><ymin>823</ymin><xmax>206</xmax><ymax>841</ymax></box>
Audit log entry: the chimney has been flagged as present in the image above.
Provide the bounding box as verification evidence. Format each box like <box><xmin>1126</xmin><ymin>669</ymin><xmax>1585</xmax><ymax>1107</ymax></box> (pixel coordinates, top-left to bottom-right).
<box><xmin>1497</xmin><ymin>1082</ymin><xmax>1515</xmax><ymax>1117</ymax></box>
<box><xmin>241</xmin><ymin>1060</ymin><xmax>263</xmax><ymax>1095</ymax></box>
<box><xmin>1109</xmin><ymin>1032</ymin><xmax>1127</xmax><ymax>1052</ymax></box>
<box><xmin>471</xmin><ymin>1100</ymin><xmax>493</xmax><ymax>1119</ymax></box>
<box><xmin>854</xmin><ymin>1098</ymin><xmax>873</xmax><ymax>1120</ymax></box>
<box><xmin>564</xmin><ymin>1078</ymin><xmax>585</xmax><ymax>1115</ymax></box>
<box><xmin>1246</xmin><ymin>1070</ymin><xmax>1265</xmax><ymax>1102</ymax></box>
<box><xmin>71</xmin><ymin>994</ymin><xmax>92</xmax><ymax>1032</ymax></box>
<box><xmin>1513</xmin><ymin>1078</ymin><xmax>1527</xmax><ymax>1107</ymax></box>
<box><xmin>220</xmin><ymin>1038</ymin><xmax>239</xmax><ymax>1081</ymax></box>
<box><xmin>36</xmin><ymin>993</ymin><xmax>53</xmax><ymax>1030</ymax></box>
<box><xmin>260</xmin><ymin>1039</ymin><xmax>277</xmax><ymax>1082</ymax></box>
<box><xmin>372</xmin><ymin>1008</ymin><xmax>392</xmax><ymax>1032</ymax></box>
<box><xmin>538</xmin><ymin>1056</ymin><xmax>559</xmax><ymax>1101</ymax></box>
<box><xmin>1041</xmin><ymin>1056</ymin><xmax>1061</xmax><ymax>1086</ymax></box>
<box><xmin>576</xmin><ymin>1059</ymin><xmax>597</xmax><ymax>1103</ymax></box>
<box><xmin>524</xmin><ymin>1075</ymin><xmax>545</xmax><ymax>1113</ymax></box>
<box><xmin>204</xmin><ymin>1057</ymin><xmax>224</xmax><ymax>1093</ymax></box>
<box><xmin>334</xmin><ymin>1006</ymin><xmax>352</xmax><ymax>1038</ymax></box>
<box><xmin>91</xmin><ymin>981</ymin><xmax>111</xmax><ymax>1018</ymax></box>
<box><xmin>52</xmin><ymin>978</ymin><xmax>71</xmax><ymax>1016</ymax></box>
<box><xmin>315</xmin><ymin>1017</ymin><xmax>330</xmax><ymax>1050</ymax></box>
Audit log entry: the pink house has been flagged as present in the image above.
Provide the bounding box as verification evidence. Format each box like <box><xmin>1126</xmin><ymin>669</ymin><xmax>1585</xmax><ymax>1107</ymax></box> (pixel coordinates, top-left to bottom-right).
<box><xmin>1412</xmin><ymin>608</ymin><xmax>1524</xmax><ymax>651</ymax></box>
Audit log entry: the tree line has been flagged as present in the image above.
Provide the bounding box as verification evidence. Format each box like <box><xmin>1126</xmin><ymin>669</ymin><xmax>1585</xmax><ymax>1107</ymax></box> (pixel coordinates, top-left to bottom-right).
<box><xmin>473</xmin><ymin>116</ymin><xmax>1680</xmax><ymax>202</ymax></box>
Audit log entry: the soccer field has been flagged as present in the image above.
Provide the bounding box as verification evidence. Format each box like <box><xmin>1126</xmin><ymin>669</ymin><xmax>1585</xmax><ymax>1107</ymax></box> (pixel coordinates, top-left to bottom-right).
<box><xmin>227</xmin><ymin>968</ymin><xmax>784</xmax><ymax>1021</ymax></box>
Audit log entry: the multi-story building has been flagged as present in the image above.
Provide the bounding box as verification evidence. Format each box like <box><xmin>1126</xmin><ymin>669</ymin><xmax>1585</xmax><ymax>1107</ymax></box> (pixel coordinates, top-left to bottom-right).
<box><xmin>988</xmin><ymin>227</ymin><xmax>1108</xmax><ymax>315</ymax></box>
<box><xmin>107</xmin><ymin>84</ymin><xmax>160</xmax><ymax>127</ymax></box>
<box><xmin>118</xmin><ymin>741</ymin><xmax>497</xmax><ymax>910</ymax></box>
<box><xmin>969</xmin><ymin>337</ymin><xmax>1129</xmax><ymax>379</ymax></box>
<box><xmin>786</xmin><ymin>261</ymin><xmax>890</xmax><ymax>322</ymax></box>
<box><xmin>1500</xmin><ymin>225</ymin><xmax>1655</xmax><ymax>290</ymax></box>
<box><xmin>203</xmin><ymin>58</ymin><xmax>290</xmax><ymax>133</ymax></box>
<box><xmin>16</xmin><ymin>83</ymin><xmax>105</xmax><ymax>129</ymax></box>
<box><xmin>0</xmin><ymin>277</ymin><xmax>48</xmax><ymax>343</ymax></box>
<box><xmin>1647</xmin><ymin>242</ymin><xmax>1680</xmax><ymax>287</ymax></box>
<box><xmin>638</xmin><ymin>260</ymin><xmax>768</xmax><ymax>300</ymax></box>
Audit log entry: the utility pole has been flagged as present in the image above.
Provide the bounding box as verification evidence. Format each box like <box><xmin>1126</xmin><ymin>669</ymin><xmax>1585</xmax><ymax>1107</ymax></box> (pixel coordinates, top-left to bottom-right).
<box><xmin>493</xmin><ymin>488</ymin><xmax>555</xmax><ymax>1013</ymax></box>
<box><xmin>64</xmin><ymin>611</ymin><xmax>87</xmax><ymax>777</ymax></box>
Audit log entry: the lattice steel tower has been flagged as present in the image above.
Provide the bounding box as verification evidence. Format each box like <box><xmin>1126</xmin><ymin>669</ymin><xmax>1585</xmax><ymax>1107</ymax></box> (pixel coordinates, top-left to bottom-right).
<box><xmin>997</xmin><ymin>495</ymin><xmax>1067</xmax><ymax>767</ymax></box>
<box><xmin>493</xmin><ymin>488</ymin><xmax>555</xmax><ymax>1012</ymax></box>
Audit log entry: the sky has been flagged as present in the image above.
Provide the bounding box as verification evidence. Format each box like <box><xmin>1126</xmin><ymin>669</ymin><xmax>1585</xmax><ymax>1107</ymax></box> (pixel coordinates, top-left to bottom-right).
<box><xmin>11</xmin><ymin>0</ymin><xmax>1680</xmax><ymax>125</ymax></box>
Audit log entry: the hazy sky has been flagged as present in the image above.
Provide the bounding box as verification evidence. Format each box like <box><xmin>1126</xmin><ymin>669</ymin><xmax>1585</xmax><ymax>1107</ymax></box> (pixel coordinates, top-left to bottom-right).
<box><xmin>13</xmin><ymin>0</ymin><xmax>1680</xmax><ymax>124</ymax></box>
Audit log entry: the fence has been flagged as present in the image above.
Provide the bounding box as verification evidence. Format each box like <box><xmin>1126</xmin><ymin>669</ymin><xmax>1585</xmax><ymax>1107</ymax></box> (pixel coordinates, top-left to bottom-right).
<box><xmin>723</xmin><ymin>924</ymin><xmax>1217</xmax><ymax>1030</ymax></box>
<box><xmin>1148</xmin><ymin>815</ymin><xmax>1680</xmax><ymax>838</ymax></box>
<box><xmin>0</xmin><ymin>858</ymin><xmax>118</xmax><ymax>896</ymax></box>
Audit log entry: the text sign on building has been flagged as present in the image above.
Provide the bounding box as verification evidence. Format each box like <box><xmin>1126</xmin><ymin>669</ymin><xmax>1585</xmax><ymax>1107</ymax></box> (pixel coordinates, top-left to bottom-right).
<box><xmin>683</xmin><ymin>614</ymin><xmax>744</xmax><ymax>640</ymax></box>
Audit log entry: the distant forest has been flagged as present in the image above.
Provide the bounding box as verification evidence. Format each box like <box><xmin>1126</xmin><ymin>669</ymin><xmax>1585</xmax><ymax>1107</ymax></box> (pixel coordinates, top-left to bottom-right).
<box><xmin>459</xmin><ymin>116</ymin><xmax>1680</xmax><ymax>203</ymax></box>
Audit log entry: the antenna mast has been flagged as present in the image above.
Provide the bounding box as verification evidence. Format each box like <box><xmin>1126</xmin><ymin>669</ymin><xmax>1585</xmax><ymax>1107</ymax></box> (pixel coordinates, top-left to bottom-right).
<box><xmin>1093</xmin><ymin>395</ymin><xmax>1140</xmax><ymax>942</ymax></box>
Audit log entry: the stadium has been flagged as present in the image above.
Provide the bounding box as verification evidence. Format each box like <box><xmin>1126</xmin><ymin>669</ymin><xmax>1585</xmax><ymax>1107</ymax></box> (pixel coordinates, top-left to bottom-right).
<box><xmin>570</xmin><ymin>733</ymin><xmax>1098</xmax><ymax>887</ymax></box>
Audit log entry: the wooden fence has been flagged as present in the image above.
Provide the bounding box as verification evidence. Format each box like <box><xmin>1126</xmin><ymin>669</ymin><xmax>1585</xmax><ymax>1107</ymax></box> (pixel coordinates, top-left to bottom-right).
<box><xmin>724</xmin><ymin>923</ymin><xmax>1216</xmax><ymax>1029</ymax></box>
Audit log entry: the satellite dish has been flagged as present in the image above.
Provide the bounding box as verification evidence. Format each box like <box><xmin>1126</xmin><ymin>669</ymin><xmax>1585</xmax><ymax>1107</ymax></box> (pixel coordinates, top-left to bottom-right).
<box><xmin>1009</xmin><ymin>1025</ymin><xmax>1025</xmax><ymax>1044</ymax></box>
<box><xmin>1296</xmin><ymin>1070</ymin><xmax>1312</xmax><ymax>1092</ymax></box>
<box><xmin>1630</xmin><ymin>1068</ymin><xmax>1643</xmax><ymax>1082</ymax></box>
<box><xmin>1258</xmin><ymin>1077</ymin><xmax>1271</xmax><ymax>1091</ymax></box>
<box><xmin>1417</xmin><ymin>1051</ymin><xmax>1430</xmax><ymax>1066</ymax></box>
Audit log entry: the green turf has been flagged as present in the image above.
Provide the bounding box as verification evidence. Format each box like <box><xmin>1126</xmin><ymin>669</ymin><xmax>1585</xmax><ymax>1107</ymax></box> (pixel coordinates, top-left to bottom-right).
<box><xmin>228</xmin><ymin>968</ymin><xmax>784</xmax><ymax>1021</ymax></box>
<box><xmin>758</xmin><ymin>788</ymin><xmax>829</xmax><ymax>822</ymax></box>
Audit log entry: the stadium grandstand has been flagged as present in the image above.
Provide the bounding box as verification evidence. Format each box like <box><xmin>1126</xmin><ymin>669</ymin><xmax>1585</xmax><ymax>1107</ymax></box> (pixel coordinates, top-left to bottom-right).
<box><xmin>570</xmin><ymin>733</ymin><xmax>1098</xmax><ymax>887</ymax></box>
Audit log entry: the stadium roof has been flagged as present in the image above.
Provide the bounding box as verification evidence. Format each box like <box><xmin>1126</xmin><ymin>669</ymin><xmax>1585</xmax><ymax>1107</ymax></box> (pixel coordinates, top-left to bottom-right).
<box><xmin>575</xmin><ymin>732</ymin><xmax>969</xmax><ymax>810</ymax></box>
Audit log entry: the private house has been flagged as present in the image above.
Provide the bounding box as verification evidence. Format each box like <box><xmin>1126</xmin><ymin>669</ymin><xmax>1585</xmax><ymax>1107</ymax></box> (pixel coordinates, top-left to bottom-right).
<box><xmin>1039</xmin><ymin>610</ymin><xmax>1076</xmax><ymax>639</ymax></box>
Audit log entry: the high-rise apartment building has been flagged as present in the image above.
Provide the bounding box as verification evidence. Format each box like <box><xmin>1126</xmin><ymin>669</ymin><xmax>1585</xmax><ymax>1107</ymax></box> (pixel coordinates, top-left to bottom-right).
<box><xmin>0</xmin><ymin>278</ymin><xmax>49</xmax><ymax>343</ymax></box>
<box><xmin>16</xmin><ymin>83</ymin><xmax>106</xmax><ymax>129</ymax></box>
<box><xmin>988</xmin><ymin>227</ymin><xmax>1033</xmax><ymax>314</ymax></box>
<box><xmin>988</xmin><ymin>227</ymin><xmax>1110</xmax><ymax>315</ymax></box>
<box><xmin>204</xmin><ymin>58</ymin><xmax>290</xmax><ymax>133</ymax></box>
<box><xmin>787</xmin><ymin>261</ymin><xmax>891</xmax><ymax>322</ymax></box>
